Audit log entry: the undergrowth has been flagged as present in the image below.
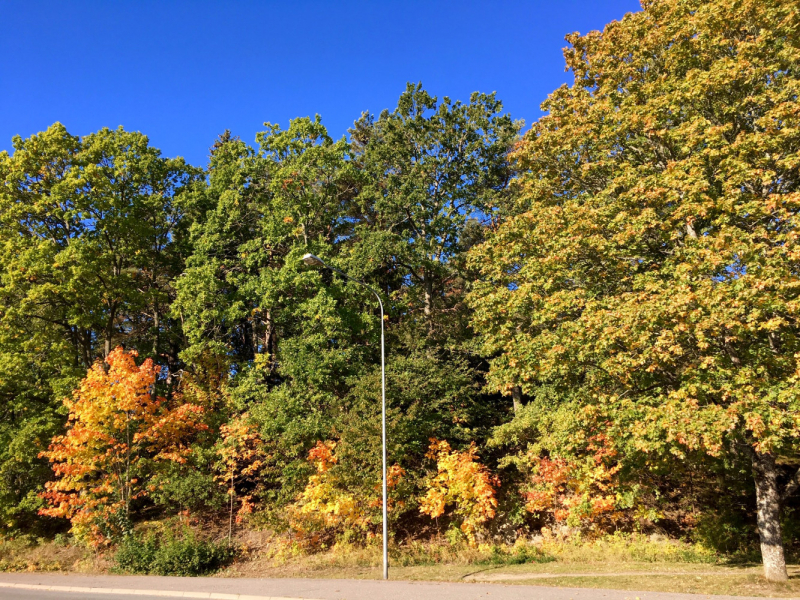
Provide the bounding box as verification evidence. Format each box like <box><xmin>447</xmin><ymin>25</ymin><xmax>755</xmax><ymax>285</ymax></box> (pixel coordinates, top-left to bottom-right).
<box><xmin>113</xmin><ymin>530</ymin><xmax>236</xmax><ymax>576</ymax></box>
<box><xmin>0</xmin><ymin>529</ymin><xmax>724</xmax><ymax>576</ymax></box>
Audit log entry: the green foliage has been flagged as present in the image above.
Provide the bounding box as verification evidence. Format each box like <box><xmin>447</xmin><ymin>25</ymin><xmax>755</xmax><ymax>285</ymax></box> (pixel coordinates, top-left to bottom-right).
<box><xmin>0</xmin><ymin>124</ymin><xmax>201</xmax><ymax>535</ymax></box>
<box><xmin>114</xmin><ymin>531</ymin><xmax>235</xmax><ymax>576</ymax></box>
<box><xmin>350</xmin><ymin>83</ymin><xmax>520</xmax><ymax>342</ymax></box>
<box><xmin>483</xmin><ymin>543</ymin><xmax>554</xmax><ymax>565</ymax></box>
<box><xmin>469</xmin><ymin>0</ymin><xmax>800</xmax><ymax>578</ymax></box>
<box><xmin>2</xmin><ymin>0</ymin><xmax>796</xmax><ymax>571</ymax></box>
<box><xmin>174</xmin><ymin>86</ymin><xmax>518</xmax><ymax>520</ymax></box>
<box><xmin>149</xmin><ymin>451</ymin><xmax>228</xmax><ymax>515</ymax></box>
<box><xmin>0</xmin><ymin>415</ymin><xmax>62</xmax><ymax>534</ymax></box>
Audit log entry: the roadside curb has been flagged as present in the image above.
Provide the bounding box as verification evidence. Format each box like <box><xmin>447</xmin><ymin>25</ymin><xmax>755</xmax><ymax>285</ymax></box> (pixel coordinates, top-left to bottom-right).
<box><xmin>0</xmin><ymin>581</ymin><xmax>321</xmax><ymax>600</ymax></box>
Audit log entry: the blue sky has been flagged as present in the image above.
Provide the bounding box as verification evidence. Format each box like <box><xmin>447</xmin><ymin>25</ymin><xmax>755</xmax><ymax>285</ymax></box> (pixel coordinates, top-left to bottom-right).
<box><xmin>1</xmin><ymin>1</ymin><xmax>641</xmax><ymax>167</ymax></box>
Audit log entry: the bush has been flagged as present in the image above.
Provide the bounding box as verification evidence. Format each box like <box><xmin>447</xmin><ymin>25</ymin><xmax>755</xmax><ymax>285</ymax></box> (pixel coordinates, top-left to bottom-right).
<box><xmin>114</xmin><ymin>531</ymin><xmax>236</xmax><ymax>576</ymax></box>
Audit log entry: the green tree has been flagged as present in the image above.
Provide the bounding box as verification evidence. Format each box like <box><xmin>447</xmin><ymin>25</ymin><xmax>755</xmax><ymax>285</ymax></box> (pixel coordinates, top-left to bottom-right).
<box><xmin>0</xmin><ymin>123</ymin><xmax>200</xmax><ymax>532</ymax></box>
<box><xmin>177</xmin><ymin>89</ymin><xmax>520</xmax><ymax>518</ymax></box>
<box><xmin>351</xmin><ymin>83</ymin><xmax>520</xmax><ymax>344</ymax></box>
<box><xmin>469</xmin><ymin>0</ymin><xmax>800</xmax><ymax>581</ymax></box>
<box><xmin>174</xmin><ymin>117</ymin><xmax>373</xmax><ymax>503</ymax></box>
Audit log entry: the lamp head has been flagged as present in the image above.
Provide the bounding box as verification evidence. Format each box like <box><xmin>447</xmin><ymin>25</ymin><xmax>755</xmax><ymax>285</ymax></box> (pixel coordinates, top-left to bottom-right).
<box><xmin>301</xmin><ymin>253</ymin><xmax>325</xmax><ymax>267</ymax></box>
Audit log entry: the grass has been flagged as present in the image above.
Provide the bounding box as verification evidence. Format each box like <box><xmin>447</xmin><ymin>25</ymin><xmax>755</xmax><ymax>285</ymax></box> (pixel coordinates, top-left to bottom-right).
<box><xmin>510</xmin><ymin>570</ymin><xmax>800</xmax><ymax>598</ymax></box>
<box><xmin>0</xmin><ymin>535</ymin><xmax>103</xmax><ymax>573</ymax></box>
<box><xmin>224</xmin><ymin>547</ymin><xmax>800</xmax><ymax>597</ymax></box>
<box><xmin>225</xmin><ymin>529</ymin><xmax>716</xmax><ymax>574</ymax></box>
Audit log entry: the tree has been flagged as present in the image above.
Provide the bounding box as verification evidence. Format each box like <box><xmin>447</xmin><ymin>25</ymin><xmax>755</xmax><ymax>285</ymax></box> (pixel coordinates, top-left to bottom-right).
<box><xmin>40</xmin><ymin>347</ymin><xmax>205</xmax><ymax>546</ymax></box>
<box><xmin>419</xmin><ymin>439</ymin><xmax>498</xmax><ymax>546</ymax></box>
<box><xmin>215</xmin><ymin>413</ymin><xmax>268</xmax><ymax>539</ymax></box>
<box><xmin>469</xmin><ymin>0</ymin><xmax>800</xmax><ymax>581</ymax></box>
<box><xmin>174</xmin><ymin>117</ymin><xmax>363</xmax><ymax>370</ymax></box>
<box><xmin>351</xmin><ymin>83</ymin><xmax>520</xmax><ymax>343</ymax></box>
<box><xmin>0</xmin><ymin>123</ymin><xmax>201</xmax><ymax>369</ymax></box>
<box><xmin>0</xmin><ymin>124</ymin><xmax>201</xmax><ymax>532</ymax></box>
<box><xmin>175</xmin><ymin>117</ymin><xmax>375</xmax><ymax>505</ymax></box>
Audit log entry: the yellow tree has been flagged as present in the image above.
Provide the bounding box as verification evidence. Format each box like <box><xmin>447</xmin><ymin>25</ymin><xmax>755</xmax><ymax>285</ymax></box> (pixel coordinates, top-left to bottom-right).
<box><xmin>469</xmin><ymin>0</ymin><xmax>800</xmax><ymax>581</ymax></box>
<box><xmin>289</xmin><ymin>440</ymin><xmax>405</xmax><ymax>545</ymax></box>
<box><xmin>40</xmin><ymin>347</ymin><xmax>205</xmax><ymax>546</ymax></box>
<box><xmin>419</xmin><ymin>440</ymin><xmax>498</xmax><ymax>546</ymax></box>
<box><xmin>215</xmin><ymin>414</ymin><xmax>269</xmax><ymax>540</ymax></box>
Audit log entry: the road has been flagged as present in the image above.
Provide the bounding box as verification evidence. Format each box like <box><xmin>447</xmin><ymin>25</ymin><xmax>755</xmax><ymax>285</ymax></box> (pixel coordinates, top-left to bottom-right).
<box><xmin>0</xmin><ymin>573</ymin><xmax>782</xmax><ymax>600</ymax></box>
<box><xmin>0</xmin><ymin>590</ymin><xmax>171</xmax><ymax>600</ymax></box>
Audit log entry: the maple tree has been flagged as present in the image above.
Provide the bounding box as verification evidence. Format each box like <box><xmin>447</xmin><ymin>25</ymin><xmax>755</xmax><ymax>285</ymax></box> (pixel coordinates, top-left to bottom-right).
<box><xmin>0</xmin><ymin>124</ymin><xmax>200</xmax><ymax>531</ymax></box>
<box><xmin>469</xmin><ymin>0</ymin><xmax>800</xmax><ymax>581</ymax></box>
<box><xmin>215</xmin><ymin>413</ymin><xmax>269</xmax><ymax>538</ymax></box>
<box><xmin>290</xmin><ymin>441</ymin><xmax>369</xmax><ymax>539</ymax></box>
<box><xmin>289</xmin><ymin>440</ymin><xmax>405</xmax><ymax>544</ymax></box>
<box><xmin>5</xmin><ymin>0</ymin><xmax>799</xmax><ymax>569</ymax></box>
<box><xmin>39</xmin><ymin>347</ymin><xmax>206</xmax><ymax>546</ymax></box>
<box><xmin>523</xmin><ymin>435</ymin><xmax>626</xmax><ymax>531</ymax></box>
<box><xmin>419</xmin><ymin>440</ymin><xmax>499</xmax><ymax>546</ymax></box>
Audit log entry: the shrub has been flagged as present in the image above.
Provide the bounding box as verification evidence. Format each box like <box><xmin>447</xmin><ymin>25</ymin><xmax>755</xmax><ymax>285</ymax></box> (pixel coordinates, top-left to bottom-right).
<box><xmin>484</xmin><ymin>543</ymin><xmax>554</xmax><ymax>565</ymax></box>
<box><xmin>114</xmin><ymin>531</ymin><xmax>235</xmax><ymax>576</ymax></box>
<box><xmin>289</xmin><ymin>441</ymin><xmax>405</xmax><ymax>545</ymax></box>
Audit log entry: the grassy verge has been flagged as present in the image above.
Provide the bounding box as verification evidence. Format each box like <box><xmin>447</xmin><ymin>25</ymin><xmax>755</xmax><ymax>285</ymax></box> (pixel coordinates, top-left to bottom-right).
<box><xmin>3</xmin><ymin>530</ymin><xmax>799</xmax><ymax>597</ymax></box>
<box><xmin>0</xmin><ymin>535</ymin><xmax>104</xmax><ymax>573</ymax></box>
<box><xmin>225</xmin><ymin>530</ymin><xmax>717</xmax><ymax>575</ymax></box>
<box><xmin>516</xmin><ymin>571</ymin><xmax>800</xmax><ymax>598</ymax></box>
<box><xmin>222</xmin><ymin>531</ymin><xmax>800</xmax><ymax>597</ymax></box>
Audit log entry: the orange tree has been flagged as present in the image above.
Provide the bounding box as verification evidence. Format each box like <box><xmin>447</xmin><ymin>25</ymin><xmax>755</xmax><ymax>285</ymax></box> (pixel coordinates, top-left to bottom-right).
<box><xmin>215</xmin><ymin>413</ymin><xmax>269</xmax><ymax>537</ymax></box>
<box><xmin>469</xmin><ymin>0</ymin><xmax>800</xmax><ymax>581</ymax></box>
<box><xmin>522</xmin><ymin>436</ymin><xmax>625</xmax><ymax>532</ymax></box>
<box><xmin>40</xmin><ymin>347</ymin><xmax>205</xmax><ymax>546</ymax></box>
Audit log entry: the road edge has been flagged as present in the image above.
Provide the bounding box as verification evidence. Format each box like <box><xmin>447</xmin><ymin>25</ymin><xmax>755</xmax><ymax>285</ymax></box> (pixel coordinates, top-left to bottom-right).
<box><xmin>0</xmin><ymin>581</ymin><xmax>321</xmax><ymax>600</ymax></box>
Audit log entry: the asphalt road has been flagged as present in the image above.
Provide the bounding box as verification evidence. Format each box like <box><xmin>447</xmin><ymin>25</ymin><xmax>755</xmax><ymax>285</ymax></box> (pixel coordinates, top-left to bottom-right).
<box><xmin>0</xmin><ymin>590</ymin><xmax>171</xmax><ymax>600</ymax></box>
<box><xmin>0</xmin><ymin>573</ymin><xmax>781</xmax><ymax>600</ymax></box>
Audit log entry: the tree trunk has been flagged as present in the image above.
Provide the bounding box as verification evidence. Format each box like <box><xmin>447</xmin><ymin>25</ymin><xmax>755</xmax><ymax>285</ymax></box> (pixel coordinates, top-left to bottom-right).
<box><xmin>264</xmin><ymin>310</ymin><xmax>276</xmax><ymax>373</ymax></box>
<box><xmin>423</xmin><ymin>276</ymin><xmax>434</xmax><ymax>335</ymax></box>
<box><xmin>512</xmin><ymin>385</ymin><xmax>523</xmax><ymax>414</ymax></box>
<box><xmin>152</xmin><ymin>308</ymin><xmax>160</xmax><ymax>357</ymax></box>
<box><xmin>104</xmin><ymin>304</ymin><xmax>118</xmax><ymax>358</ymax></box>
<box><xmin>752</xmin><ymin>451</ymin><xmax>788</xmax><ymax>582</ymax></box>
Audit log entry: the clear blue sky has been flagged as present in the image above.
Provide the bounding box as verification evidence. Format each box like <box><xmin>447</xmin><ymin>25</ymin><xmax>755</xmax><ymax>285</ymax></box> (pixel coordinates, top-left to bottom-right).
<box><xmin>1</xmin><ymin>1</ymin><xmax>641</xmax><ymax>167</ymax></box>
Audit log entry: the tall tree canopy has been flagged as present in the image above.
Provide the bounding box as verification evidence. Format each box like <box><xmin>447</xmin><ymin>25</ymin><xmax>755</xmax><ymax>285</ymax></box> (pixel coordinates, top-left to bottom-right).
<box><xmin>174</xmin><ymin>86</ymin><xmax>519</xmax><ymax>511</ymax></box>
<box><xmin>0</xmin><ymin>124</ymin><xmax>200</xmax><ymax>531</ymax></box>
<box><xmin>351</xmin><ymin>83</ymin><xmax>519</xmax><ymax>343</ymax></box>
<box><xmin>469</xmin><ymin>0</ymin><xmax>800</xmax><ymax>581</ymax></box>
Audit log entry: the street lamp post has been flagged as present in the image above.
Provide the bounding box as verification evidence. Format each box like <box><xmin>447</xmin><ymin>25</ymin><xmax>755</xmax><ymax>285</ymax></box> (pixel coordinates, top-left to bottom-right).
<box><xmin>301</xmin><ymin>253</ymin><xmax>389</xmax><ymax>580</ymax></box>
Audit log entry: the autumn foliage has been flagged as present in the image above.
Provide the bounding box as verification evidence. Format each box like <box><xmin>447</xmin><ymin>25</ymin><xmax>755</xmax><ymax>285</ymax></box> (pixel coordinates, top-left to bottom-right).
<box><xmin>215</xmin><ymin>414</ymin><xmax>269</xmax><ymax>526</ymax></box>
<box><xmin>523</xmin><ymin>436</ymin><xmax>624</xmax><ymax>531</ymax></box>
<box><xmin>419</xmin><ymin>440</ymin><xmax>499</xmax><ymax>546</ymax></box>
<box><xmin>289</xmin><ymin>441</ymin><xmax>405</xmax><ymax>544</ymax></box>
<box><xmin>468</xmin><ymin>0</ymin><xmax>800</xmax><ymax>580</ymax></box>
<box><xmin>2</xmin><ymin>0</ymin><xmax>800</xmax><ymax>583</ymax></box>
<box><xmin>39</xmin><ymin>347</ymin><xmax>206</xmax><ymax>546</ymax></box>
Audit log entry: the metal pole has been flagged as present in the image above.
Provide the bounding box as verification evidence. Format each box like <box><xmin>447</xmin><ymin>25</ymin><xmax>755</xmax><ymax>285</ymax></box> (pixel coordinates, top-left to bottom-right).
<box><xmin>378</xmin><ymin>295</ymin><xmax>388</xmax><ymax>580</ymax></box>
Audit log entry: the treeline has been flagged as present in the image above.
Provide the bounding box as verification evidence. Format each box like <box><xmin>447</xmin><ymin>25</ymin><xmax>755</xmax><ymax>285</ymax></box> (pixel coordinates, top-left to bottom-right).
<box><xmin>1</xmin><ymin>0</ymin><xmax>799</xmax><ymax>582</ymax></box>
